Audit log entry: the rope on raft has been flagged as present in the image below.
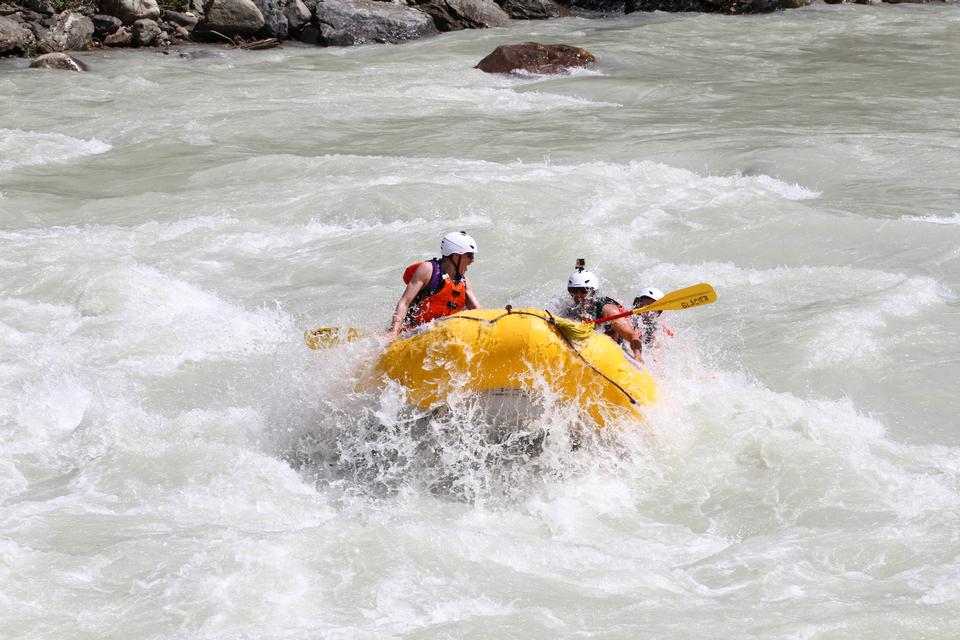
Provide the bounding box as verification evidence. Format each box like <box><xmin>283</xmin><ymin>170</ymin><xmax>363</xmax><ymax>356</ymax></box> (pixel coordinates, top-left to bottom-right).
<box><xmin>431</xmin><ymin>308</ymin><xmax>639</xmax><ymax>406</ymax></box>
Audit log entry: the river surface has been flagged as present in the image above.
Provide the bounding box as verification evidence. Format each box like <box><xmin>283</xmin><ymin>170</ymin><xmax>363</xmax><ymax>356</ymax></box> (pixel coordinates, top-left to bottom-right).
<box><xmin>2</xmin><ymin>4</ymin><xmax>960</xmax><ymax>638</ymax></box>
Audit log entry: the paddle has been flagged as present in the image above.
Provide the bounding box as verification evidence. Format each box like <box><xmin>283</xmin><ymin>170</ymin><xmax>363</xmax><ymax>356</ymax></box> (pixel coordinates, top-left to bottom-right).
<box><xmin>303</xmin><ymin>326</ymin><xmax>368</xmax><ymax>350</ymax></box>
<box><xmin>552</xmin><ymin>283</ymin><xmax>717</xmax><ymax>341</ymax></box>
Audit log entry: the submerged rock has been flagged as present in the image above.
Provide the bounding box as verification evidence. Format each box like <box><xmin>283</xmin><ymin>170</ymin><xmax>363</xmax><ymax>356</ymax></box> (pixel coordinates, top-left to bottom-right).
<box><xmin>29</xmin><ymin>50</ymin><xmax>88</xmax><ymax>70</ymax></box>
<box><xmin>475</xmin><ymin>41</ymin><xmax>594</xmax><ymax>74</ymax></box>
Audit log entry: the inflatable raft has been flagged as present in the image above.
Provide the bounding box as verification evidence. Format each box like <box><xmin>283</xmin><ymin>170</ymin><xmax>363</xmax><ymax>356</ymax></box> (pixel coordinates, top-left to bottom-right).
<box><xmin>374</xmin><ymin>308</ymin><xmax>656</xmax><ymax>427</ymax></box>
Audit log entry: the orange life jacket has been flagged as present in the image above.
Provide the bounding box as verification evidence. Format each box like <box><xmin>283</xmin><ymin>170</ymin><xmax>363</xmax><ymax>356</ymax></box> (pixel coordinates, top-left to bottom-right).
<box><xmin>402</xmin><ymin>259</ymin><xmax>467</xmax><ymax>329</ymax></box>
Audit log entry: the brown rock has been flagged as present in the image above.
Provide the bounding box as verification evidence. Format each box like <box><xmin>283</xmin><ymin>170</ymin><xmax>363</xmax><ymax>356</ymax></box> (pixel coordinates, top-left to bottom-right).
<box><xmin>475</xmin><ymin>42</ymin><xmax>594</xmax><ymax>75</ymax></box>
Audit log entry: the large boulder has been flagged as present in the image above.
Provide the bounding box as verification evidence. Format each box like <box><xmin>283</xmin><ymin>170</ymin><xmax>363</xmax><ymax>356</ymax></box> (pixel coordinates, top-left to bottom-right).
<box><xmin>29</xmin><ymin>51</ymin><xmax>87</xmax><ymax>70</ymax></box>
<box><xmin>309</xmin><ymin>0</ymin><xmax>438</xmax><ymax>45</ymax></box>
<box><xmin>39</xmin><ymin>11</ymin><xmax>94</xmax><ymax>51</ymax></box>
<box><xmin>495</xmin><ymin>0</ymin><xmax>571</xmax><ymax>19</ymax></box>
<box><xmin>0</xmin><ymin>15</ymin><xmax>36</xmax><ymax>55</ymax></box>
<box><xmin>475</xmin><ymin>41</ymin><xmax>594</xmax><ymax>74</ymax></box>
<box><xmin>99</xmin><ymin>0</ymin><xmax>162</xmax><ymax>24</ymax></box>
<box><xmin>200</xmin><ymin>0</ymin><xmax>265</xmax><ymax>36</ymax></box>
<box><xmin>414</xmin><ymin>0</ymin><xmax>509</xmax><ymax>31</ymax></box>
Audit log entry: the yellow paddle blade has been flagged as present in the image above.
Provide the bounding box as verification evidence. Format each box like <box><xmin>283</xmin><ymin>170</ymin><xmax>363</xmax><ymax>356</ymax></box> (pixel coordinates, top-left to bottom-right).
<box><xmin>304</xmin><ymin>326</ymin><xmax>367</xmax><ymax>350</ymax></box>
<box><xmin>551</xmin><ymin>315</ymin><xmax>596</xmax><ymax>342</ymax></box>
<box><xmin>636</xmin><ymin>283</ymin><xmax>717</xmax><ymax>314</ymax></box>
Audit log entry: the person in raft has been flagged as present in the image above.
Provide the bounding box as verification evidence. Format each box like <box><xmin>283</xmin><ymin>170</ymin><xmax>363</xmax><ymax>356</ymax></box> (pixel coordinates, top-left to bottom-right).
<box><xmin>386</xmin><ymin>231</ymin><xmax>480</xmax><ymax>338</ymax></box>
<box><xmin>632</xmin><ymin>286</ymin><xmax>675</xmax><ymax>349</ymax></box>
<box><xmin>560</xmin><ymin>259</ymin><xmax>644</xmax><ymax>361</ymax></box>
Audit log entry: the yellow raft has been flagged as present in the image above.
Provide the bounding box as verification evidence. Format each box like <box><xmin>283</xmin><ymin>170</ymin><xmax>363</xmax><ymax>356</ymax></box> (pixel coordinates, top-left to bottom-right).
<box><xmin>373</xmin><ymin>308</ymin><xmax>656</xmax><ymax>427</ymax></box>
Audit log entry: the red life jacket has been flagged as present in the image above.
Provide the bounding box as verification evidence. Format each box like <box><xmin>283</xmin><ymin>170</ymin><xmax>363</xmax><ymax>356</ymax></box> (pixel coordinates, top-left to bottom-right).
<box><xmin>402</xmin><ymin>258</ymin><xmax>467</xmax><ymax>329</ymax></box>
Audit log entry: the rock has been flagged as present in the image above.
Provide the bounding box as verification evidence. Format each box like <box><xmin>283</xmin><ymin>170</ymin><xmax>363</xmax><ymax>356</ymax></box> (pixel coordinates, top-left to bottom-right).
<box><xmin>132</xmin><ymin>17</ymin><xmax>160</xmax><ymax>44</ymax></box>
<box><xmin>103</xmin><ymin>24</ymin><xmax>132</xmax><ymax>44</ymax></box>
<box><xmin>495</xmin><ymin>0</ymin><xmax>571</xmax><ymax>18</ymax></box>
<box><xmin>29</xmin><ymin>51</ymin><xmax>88</xmax><ymax>69</ymax></box>
<box><xmin>252</xmin><ymin>0</ymin><xmax>288</xmax><ymax>37</ymax></box>
<box><xmin>414</xmin><ymin>0</ymin><xmax>509</xmax><ymax>31</ymax></box>
<box><xmin>100</xmin><ymin>0</ymin><xmax>162</xmax><ymax>24</ymax></box>
<box><xmin>162</xmin><ymin>9</ymin><xmax>199</xmax><ymax>28</ymax></box>
<box><xmin>0</xmin><ymin>15</ymin><xmax>36</xmax><ymax>54</ymax></box>
<box><xmin>91</xmin><ymin>13</ymin><xmax>122</xmax><ymax>37</ymax></box>
<box><xmin>199</xmin><ymin>0</ymin><xmax>265</xmax><ymax>36</ymax></box>
<box><xmin>284</xmin><ymin>0</ymin><xmax>310</xmax><ymax>31</ymax></box>
<box><xmin>475</xmin><ymin>41</ymin><xmax>593</xmax><ymax>74</ymax></box>
<box><xmin>21</xmin><ymin>0</ymin><xmax>55</xmax><ymax>16</ymax></box>
<box><xmin>554</xmin><ymin>0</ymin><xmax>621</xmax><ymax>11</ymax></box>
<box><xmin>39</xmin><ymin>11</ymin><xmax>94</xmax><ymax>51</ymax></box>
<box><xmin>779</xmin><ymin>0</ymin><xmax>809</xmax><ymax>6</ymax></box>
<box><xmin>311</xmin><ymin>0</ymin><xmax>438</xmax><ymax>45</ymax></box>
<box><xmin>624</xmin><ymin>0</ymin><xmax>781</xmax><ymax>12</ymax></box>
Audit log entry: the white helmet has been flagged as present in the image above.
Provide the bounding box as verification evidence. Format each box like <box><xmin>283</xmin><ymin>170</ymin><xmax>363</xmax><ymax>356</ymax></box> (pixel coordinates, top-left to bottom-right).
<box><xmin>635</xmin><ymin>287</ymin><xmax>664</xmax><ymax>301</ymax></box>
<box><xmin>567</xmin><ymin>269</ymin><xmax>598</xmax><ymax>290</ymax></box>
<box><xmin>440</xmin><ymin>231</ymin><xmax>477</xmax><ymax>257</ymax></box>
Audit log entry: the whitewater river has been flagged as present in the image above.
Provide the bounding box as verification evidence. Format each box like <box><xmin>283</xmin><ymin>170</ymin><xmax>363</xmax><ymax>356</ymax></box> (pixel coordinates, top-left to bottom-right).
<box><xmin>2</xmin><ymin>3</ymin><xmax>959</xmax><ymax>637</ymax></box>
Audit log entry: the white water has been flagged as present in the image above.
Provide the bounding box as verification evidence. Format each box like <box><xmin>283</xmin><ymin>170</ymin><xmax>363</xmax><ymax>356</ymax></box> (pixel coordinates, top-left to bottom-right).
<box><xmin>2</xmin><ymin>4</ymin><xmax>960</xmax><ymax>638</ymax></box>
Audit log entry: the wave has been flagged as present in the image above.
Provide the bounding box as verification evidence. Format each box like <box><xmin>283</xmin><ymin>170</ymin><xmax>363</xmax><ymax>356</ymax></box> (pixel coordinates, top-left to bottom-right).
<box><xmin>0</xmin><ymin>128</ymin><xmax>111</xmax><ymax>172</ymax></box>
<box><xmin>901</xmin><ymin>213</ymin><xmax>960</xmax><ymax>225</ymax></box>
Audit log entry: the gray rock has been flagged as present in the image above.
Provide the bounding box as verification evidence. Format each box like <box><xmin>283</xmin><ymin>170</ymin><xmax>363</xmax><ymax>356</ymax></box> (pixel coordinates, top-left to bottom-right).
<box><xmin>132</xmin><ymin>17</ymin><xmax>160</xmax><ymax>44</ymax></box>
<box><xmin>40</xmin><ymin>11</ymin><xmax>94</xmax><ymax>51</ymax></box>
<box><xmin>284</xmin><ymin>0</ymin><xmax>310</xmax><ymax>31</ymax></box>
<box><xmin>103</xmin><ymin>24</ymin><xmax>132</xmax><ymax>44</ymax></box>
<box><xmin>312</xmin><ymin>0</ymin><xmax>438</xmax><ymax>45</ymax></box>
<box><xmin>252</xmin><ymin>0</ymin><xmax>288</xmax><ymax>37</ymax></box>
<box><xmin>200</xmin><ymin>0</ymin><xmax>265</xmax><ymax>36</ymax></box>
<box><xmin>91</xmin><ymin>13</ymin><xmax>122</xmax><ymax>37</ymax></box>
<box><xmin>415</xmin><ymin>0</ymin><xmax>508</xmax><ymax>30</ymax></box>
<box><xmin>0</xmin><ymin>15</ymin><xmax>36</xmax><ymax>54</ymax></box>
<box><xmin>624</xmin><ymin>0</ymin><xmax>782</xmax><ymax>12</ymax></box>
<box><xmin>495</xmin><ymin>0</ymin><xmax>570</xmax><ymax>18</ymax></box>
<box><xmin>162</xmin><ymin>9</ymin><xmax>199</xmax><ymax>28</ymax></box>
<box><xmin>99</xmin><ymin>0</ymin><xmax>162</xmax><ymax>24</ymax></box>
<box><xmin>21</xmin><ymin>0</ymin><xmax>55</xmax><ymax>16</ymax></box>
<box><xmin>29</xmin><ymin>51</ymin><xmax>88</xmax><ymax>70</ymax></box>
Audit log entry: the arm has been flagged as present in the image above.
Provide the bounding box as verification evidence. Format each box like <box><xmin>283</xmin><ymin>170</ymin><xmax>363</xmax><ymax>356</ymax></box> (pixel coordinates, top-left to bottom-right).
<box><xmin>604</xmin><ymin>303</ymin><xmax>643</xmax><ymax>361</ymax></box>
<box><xmin>464</xmin><ymin>278</ymin><xmax>480</xmax><ymax>310</ymax></box>
<box><xmin>387</xmin><ymin>263</ymin><xmax>433</xmax><ymax>338</ymax></box>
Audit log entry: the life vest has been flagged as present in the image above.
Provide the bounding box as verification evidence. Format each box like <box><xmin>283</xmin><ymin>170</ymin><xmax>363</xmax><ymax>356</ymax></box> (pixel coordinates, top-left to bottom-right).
<box><xmin>402</xmin><ymin>258</ymin><xmax>468</xmax><ymax>329</ymax></box>
<box><xmin>563</xmin><ymin>295</ymin><xmax>623</xmax><ymax>340</ymax></box>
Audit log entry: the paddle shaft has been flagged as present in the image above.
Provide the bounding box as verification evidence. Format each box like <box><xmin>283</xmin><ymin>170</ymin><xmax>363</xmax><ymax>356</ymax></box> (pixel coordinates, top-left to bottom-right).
<box><xmin>588</xmin><ymin>283</ymin><xmax>716</xmax><ymax>325</ymax></box>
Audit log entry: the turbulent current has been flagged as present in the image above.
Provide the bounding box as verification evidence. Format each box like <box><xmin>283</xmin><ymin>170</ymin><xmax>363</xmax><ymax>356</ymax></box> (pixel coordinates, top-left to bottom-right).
<box><xmin>2</xmin><ymin>4</ymin><xmax>959</xmax><ymax>638</ymax></box>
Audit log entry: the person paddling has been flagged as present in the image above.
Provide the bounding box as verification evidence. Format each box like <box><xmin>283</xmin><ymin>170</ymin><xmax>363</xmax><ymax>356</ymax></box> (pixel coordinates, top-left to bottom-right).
<box><xmin>633</xmin><ymin>287</ymin><xmax>675</xmax><ymax>348</ymax></box>
<box><xmin>387</xmin><ymin>231</ymin><xmax>480</xmax><ymax>338</ymax></box>
<box><xmin>560</xmin><ymin>260</ymin><xmax>643</xmax><ymax>361</ymax></box>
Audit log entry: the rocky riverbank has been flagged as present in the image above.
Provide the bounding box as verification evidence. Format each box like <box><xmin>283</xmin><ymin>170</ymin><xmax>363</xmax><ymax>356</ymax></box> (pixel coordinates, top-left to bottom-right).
<box><xmin>0</xmin><ymin>0</ymin><xmax>951</xmax><ymax>63</ymax></box>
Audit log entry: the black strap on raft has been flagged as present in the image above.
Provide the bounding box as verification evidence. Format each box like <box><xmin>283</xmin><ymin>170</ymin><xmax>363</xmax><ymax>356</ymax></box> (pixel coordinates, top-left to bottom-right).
<box><xmin>433</xmin><ymin>310</ymin><xmax>639</xmax><ymax>406</ymax></box>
